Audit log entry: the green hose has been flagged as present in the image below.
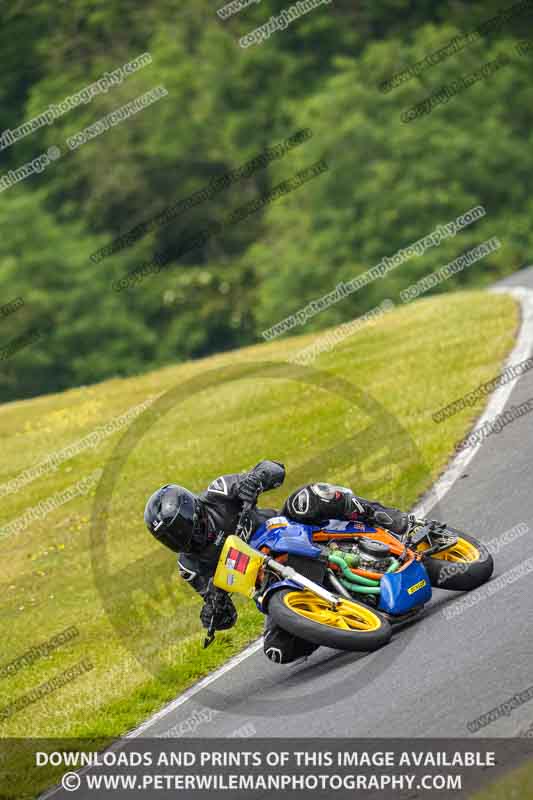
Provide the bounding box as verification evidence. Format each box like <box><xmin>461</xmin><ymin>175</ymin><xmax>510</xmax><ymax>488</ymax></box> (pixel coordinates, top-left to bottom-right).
<box><xmin>339</xmin><ymin>578</ymin><xmax>381</xmax><ymax>595</ymax></box>
<box><xmin>328</xmin><ymin>553</ymin><xmax>380</xmax><ymax>586</ymax></box>
<box><xmin>328</xmin><ymin>550</ymin><xmax>400</xmax><ymax>597</ymax></box>
<box><xmin>342</xmin><ymin>552</ymin><xmax>360</xmax><ymax>568</ymax></box>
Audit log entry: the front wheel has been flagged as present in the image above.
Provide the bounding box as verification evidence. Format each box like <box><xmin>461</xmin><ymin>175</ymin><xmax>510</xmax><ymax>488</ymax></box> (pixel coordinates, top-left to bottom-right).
<box><xmin>268</xmin><ymin>589</ymin><xmax>392</xmax><ymax>652</ymax></box>
<box><xmin>418</xmin><ymin>528</ymin><xmax>494</xmax><ymax>591</ymax></box>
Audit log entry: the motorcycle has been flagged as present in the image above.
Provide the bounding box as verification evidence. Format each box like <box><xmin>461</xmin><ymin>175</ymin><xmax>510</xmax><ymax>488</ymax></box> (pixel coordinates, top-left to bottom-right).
<box><xmin>206</xmin><ymin>507</ymin><xmax>494</xmax><ymax>653</ymax></box>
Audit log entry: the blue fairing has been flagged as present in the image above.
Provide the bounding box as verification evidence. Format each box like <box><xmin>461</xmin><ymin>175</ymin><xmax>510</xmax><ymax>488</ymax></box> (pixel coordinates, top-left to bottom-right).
<box><xmin>378</xmin><ymin>559</ymin><xmax>432</xmax><ymax>614</ymax></box>
<box><xmin>250</xmin><ymin>518</ymin><xmax>321</xmax><ymax>613</ymax></box>
<box><xmin>250</xmin><ymin>519</ymin><xmax>322</xmax><ymax>559</ymax></box>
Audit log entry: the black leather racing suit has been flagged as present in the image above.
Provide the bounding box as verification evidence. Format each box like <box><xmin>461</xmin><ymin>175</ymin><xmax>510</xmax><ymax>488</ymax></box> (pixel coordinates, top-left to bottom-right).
<box><xmin>177</xmin><ymin>461</ymin><xmax>411</xmax><ymax>664</ymax></box>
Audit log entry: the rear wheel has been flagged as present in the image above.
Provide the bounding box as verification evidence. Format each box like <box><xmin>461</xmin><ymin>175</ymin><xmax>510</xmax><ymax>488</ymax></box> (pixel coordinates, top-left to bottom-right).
<box><xmin>268</xmin><ymin>589</ymin><xmax>392</xmax><ymax>652</ymax></box>
<box><xmin>418</xmin><ymin>528</ymin><xmax>493</xmax><ymax>591</ymax></box>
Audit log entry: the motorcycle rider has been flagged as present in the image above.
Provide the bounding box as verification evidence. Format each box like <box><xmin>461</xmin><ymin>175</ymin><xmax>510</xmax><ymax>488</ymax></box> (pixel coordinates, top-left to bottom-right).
<box><xmin>144</xmin><ymin>460</ymin><xmax>414</xmax><ymax>664</ymax></box>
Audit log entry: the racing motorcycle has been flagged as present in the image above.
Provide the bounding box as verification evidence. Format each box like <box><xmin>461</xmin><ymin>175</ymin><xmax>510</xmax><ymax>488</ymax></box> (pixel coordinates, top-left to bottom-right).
<box><xmin>206</xmin><ymin>507</ymin><xmax>494</xmax><ymax>652</ymax></box>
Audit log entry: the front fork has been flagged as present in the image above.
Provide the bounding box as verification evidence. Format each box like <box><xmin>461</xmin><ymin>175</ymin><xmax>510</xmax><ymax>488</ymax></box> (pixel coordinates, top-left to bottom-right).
<box><xmin>256</xmin><ymin>557</ymin><xmax>341</xmax><ymax>609</ymax></box>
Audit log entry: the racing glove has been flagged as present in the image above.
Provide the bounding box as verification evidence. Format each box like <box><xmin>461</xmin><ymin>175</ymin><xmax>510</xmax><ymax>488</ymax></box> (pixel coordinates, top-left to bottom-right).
<box><xmin>237</xmin><ymin>460</ymin><xmax>285</xmax><ymax>504</ymax></box>
<box><xmin>237</xmin><ymin>472</ymin><xmax>264</xmax><ymax>504</ymax></box>
<box><xmin>200</xmin><ymin>591</ymin><xmax>237</xmax><ymax>631</ymax></box>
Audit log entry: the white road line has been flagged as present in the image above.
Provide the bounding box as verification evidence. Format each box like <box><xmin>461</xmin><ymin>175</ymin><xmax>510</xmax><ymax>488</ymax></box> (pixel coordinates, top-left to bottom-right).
<box><xmin>414</xmin><ymin>287</ymin><xmax>533</xmax><ymax>518</ymax></box>
<box><xmin>38</xmin><ymin>644</ymin><xmax>264</xmax><ymax>798</ymax></box>
<box><xmin>127</xmin><ymin>639</ymin><xmax>263</xmax><ymax>738</ymax></box>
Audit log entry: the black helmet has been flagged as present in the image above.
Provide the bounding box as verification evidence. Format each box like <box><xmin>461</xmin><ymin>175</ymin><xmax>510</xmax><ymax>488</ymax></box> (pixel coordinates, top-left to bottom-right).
<box><xmin>144</xmin><ymin>484</ymin><xmax>201</xmax><ymax>553</ymax></box>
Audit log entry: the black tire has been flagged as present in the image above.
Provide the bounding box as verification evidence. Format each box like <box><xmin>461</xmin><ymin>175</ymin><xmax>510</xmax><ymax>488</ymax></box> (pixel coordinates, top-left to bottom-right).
<box><xmin>267</xmin><ymin>588</ymin><xmax>392</xmax><ymax>652</ymax></box>
<box><xmin>421</xmin><ymin>528</ymin><xmax>494</xmax><ymax>591</ymax></box>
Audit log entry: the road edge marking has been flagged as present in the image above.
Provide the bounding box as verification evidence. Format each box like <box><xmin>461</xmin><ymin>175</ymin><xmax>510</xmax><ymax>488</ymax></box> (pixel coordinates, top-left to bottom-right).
<box><xmin>414</xmin><ymin>287</ymin><xmax>533</xmax><ymax>517</ymax></box>
<box><xmin>127</xmin><ymin>639</ymin><xmax>263</xmax><ymax>738</ymax></box>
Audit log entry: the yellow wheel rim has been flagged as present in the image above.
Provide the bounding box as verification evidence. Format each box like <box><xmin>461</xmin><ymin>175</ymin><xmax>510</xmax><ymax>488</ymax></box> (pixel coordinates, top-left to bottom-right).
<box><xmin>282</xmin><ymin>590</ymin><xmax>382</xmax><ymax>632</ymax></box>
<box><xmin>419</xmin><ymin>537</ymin><xmax>480</xmax><ymax>563</ymax></box>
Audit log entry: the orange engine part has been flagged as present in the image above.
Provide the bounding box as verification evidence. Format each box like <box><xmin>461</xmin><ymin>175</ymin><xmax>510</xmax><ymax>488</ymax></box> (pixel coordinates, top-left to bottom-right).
<box><xmin>314</xmin><ymin>528</ymin><xmax>418</xmax><ymax>573</ymax></box>
<box><xmin>313</xmin><ymin>528</ymin><xmax>405</xmax><ymax>554</ymax></box>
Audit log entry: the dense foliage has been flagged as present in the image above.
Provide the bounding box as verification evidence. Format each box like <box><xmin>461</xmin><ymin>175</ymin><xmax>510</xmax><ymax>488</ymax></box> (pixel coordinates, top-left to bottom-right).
<box><xmin>0</xmin><ymin>0</ymin><xmax>530</xmax><ymax>400</ymax></box>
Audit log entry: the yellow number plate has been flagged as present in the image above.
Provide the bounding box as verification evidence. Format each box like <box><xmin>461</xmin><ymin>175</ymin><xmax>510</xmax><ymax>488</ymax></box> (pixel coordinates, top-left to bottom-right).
<box><xmin>407</xmin><ymin>579</ymin><xmax>427</xmax><ymax>595</ymax></box>
<box><xmin>213</xmin><ymin>535</ymin><xmax>265</xmax><ymax>598</ymax></box>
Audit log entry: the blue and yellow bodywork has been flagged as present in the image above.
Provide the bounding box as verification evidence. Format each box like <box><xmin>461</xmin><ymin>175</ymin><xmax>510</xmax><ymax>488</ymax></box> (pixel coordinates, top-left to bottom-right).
<box><xmin>248</xmin><ymin>516</ymin><xmax>432</xmax><ymax>615</ymax></box>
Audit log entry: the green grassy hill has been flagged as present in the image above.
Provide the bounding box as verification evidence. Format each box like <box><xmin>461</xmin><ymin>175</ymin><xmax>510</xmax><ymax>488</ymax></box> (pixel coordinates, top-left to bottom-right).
<box><xmin>0</xmin><ymin>290</ymin><xmax>518</xmax><ymax>797</ymax></box>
